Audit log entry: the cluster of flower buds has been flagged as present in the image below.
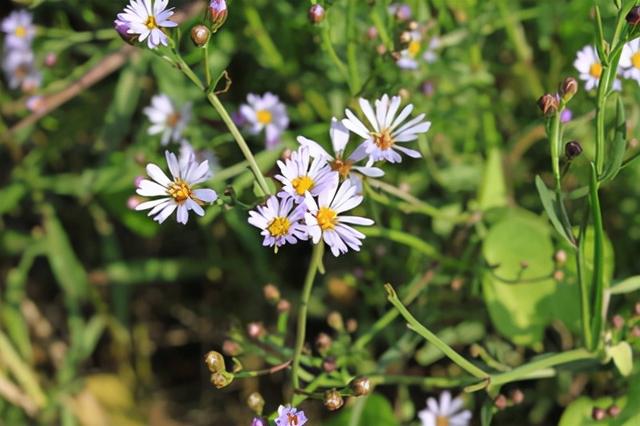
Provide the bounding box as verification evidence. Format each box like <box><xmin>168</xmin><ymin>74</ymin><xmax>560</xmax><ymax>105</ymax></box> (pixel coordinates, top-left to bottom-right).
<box><xmin>494</xmin><ymin>389</ymin><xmax>525</xmax><ymax>410</ymax></box>
<box><xmin>592</xmin><ymin>404</ymin><xmax>620</xmax><ymax>421</ymax></box>
<box><xmin>537</xmin><ymin>77</ymin><xmax>578</xmax><ymax>116</ymax></box>
<box><xmin>204</xmin><ymin>350</ymin><xmax>234</xmax><ymax>388</ymax></box>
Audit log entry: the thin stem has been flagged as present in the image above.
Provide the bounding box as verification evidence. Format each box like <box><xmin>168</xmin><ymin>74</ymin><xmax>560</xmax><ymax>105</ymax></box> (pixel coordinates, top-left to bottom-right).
<box><xmin>204</xmin><ymin>44</ymin><xmax>212</xmax><ymax>88</ymax></box>
<box><xmin>291</xmin><ymin>242</ymin><xmax>325</xmax><ymax>391</ymax></box>
<box><xmin>369</xmin><ymin>374</ymin><xmax>477</xmax><ymax>389</ymax></box>
<box><xmin>548</xmin><ymin>112</ymin><xmax>561</xmax><ymax>188</ymax></box>
<box><xmin>385</xmin><ymin>284</ymin><xmax>489</xmax><ymax>380</ymax></box>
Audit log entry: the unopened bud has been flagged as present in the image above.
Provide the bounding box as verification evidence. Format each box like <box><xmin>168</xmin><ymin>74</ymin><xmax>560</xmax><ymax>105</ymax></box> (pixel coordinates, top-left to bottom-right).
<box><xmin>565</xmin><ymin>141</ymin><xmax>583</xmax><ymax>160</ymax></box>
<box><xmin>350</xmin><ymin>377</ymin><xmax>372</xmax><ymax>396</ymax></box>
<box><xmin>560</xmin><ymin>77</ymin><xmax>578</xmax><ymax>101</ymax></box>
<box><xmin>607</xmin><ymin>405</ymin><xmax>621</xmax><ymax>417</ymax></box>
<box><xmin>632</xmin><ymin>325</ymin><xmax>640</xmax><ymax>337</ymax></box>
<box><xmin>367</xmin><ymin>26</ymin><xmax>378</xmax><ymax>40</ymax></box>
<box><xmin>315</xmin><ymin>333</ymin><xmax>333</xmax><ymax>354</ymax></box>
<box><xmin>44</xmin><ymin>52</ymin><xmax>57</xmax><ymax>68</ymax></box>
<box><xmin>626</xmin><ymin>6</ymin><xmax>640</xmax><ymax>25</ymax></box>
<box><xmin>592</xmin><ymin>407</ymin><xmax>606</xmax><ymax>421</ymax></box>
<box><xmin>251</xmin><ymin>418</ymin><xmax>268</xmax><ymax>426</ymax></box>
<box><xmin>277</xmin><ymin>299</ymin><xmax>291</xmax><ymax>313</ymax></box>
<box><xmin>346</xmin><ymin>318</ymin><xmax>358</xmax><ymax>333</ymax></box>
<box><xmin>263</xmin><ymin>283</ymin><xmax>280</xmax><ymax>303</ymax></box>
<box><xmin>247</xmin><ymin>392</ymin><xmax>265</xmax><ymax>415</ymax></box>
<box><xmin>555</xmin><ymin>250</ymin><xmax>567</xmax><ymax>264</ymax></box>
<box><xmin>222</xmin><ymin>340</ymin><xmax>240</xmax><ymax>356</ymax></box>
<box><xmin>612</xmin><ymin>314</ymin><xmax>624</xmax><ymax>330</ymax></box>
<box><xmin>376</xmin><ymin>44</ymin><xmax>387</xmax><ymax>55</ymax></box>
<box><xmin>204</xmin><ymin>351</ymin><xmax>226</xmax><ymax>373</ymax></box>
<box><xmin>537</xmin><ymin>93</ymin><xmax>559</xmax><ymax>115</ymax></box>
<box><xmin>210</xmin><ymin>371</ymin><xmax>234</xmax><ymax>388</ymax></box>
<box><xmin>308</xmin><ymin>4</ymin><xmax>325</xmax><ymax>24</ymax></box>
<box><xmin>494</xmin><ymin>394</ymin><xmax>508</xmax><ymax>410</ymax></box>
<box><xmin>324</xmin><ymin>389</ymin><xmax>344</xmax><ymax>411</ymax></box>
<box><xmin>191</xmin><ymin>24</ymin><xmax>210</xmax><ymax>47</ymax></box>
<box><xmin>209</xmin><ymin>0</ymin><xmax>228</xmax><ymax>31</ymax></box>
<box><xmin>327</xmin><ymin>311</ymin><xmax>344</xmax><ymax>331</ymax></box>
<box><xmin>511</xmin><ymin>389</ymin><xmax>525</xmax><ymax>405</ymax></box>
<box><xmin>400</xmin><ymin>31</ymin><xmax>412</xmax><ymax>44</ymax></box>
<box><xmin>247</xmin><ymin>322</ymin><xmax>265</xmax><ymax>339</ymax></box>
<box><xmin>634</xmin><ymin>301</ymin><xmax>640</xmax><ymax>316</ymax></box>
<box><xmin>408</xmin><ymin>21</ymin><xmax>419</xmax><ymax>31</ymax></box>
<box><xmin>553</xmin><ymin>270</ymin><xmax>565</xmax><ymax>282</ymax></box>
<box><xmin>114</xmin><ymin>19</ymin><xmax>136</xmax><ymax>45</ymax></box>
<box><xmin>322</xmin><ymin>356</ymin><xmax>337</xmax><ymax>373</ymax></box>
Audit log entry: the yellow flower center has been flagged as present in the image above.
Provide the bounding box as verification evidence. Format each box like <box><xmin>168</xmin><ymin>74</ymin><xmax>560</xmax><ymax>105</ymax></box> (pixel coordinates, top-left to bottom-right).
<box><xmin>632</xmin><ymin>52</ymin><xmax>640</xmax><ymax>69</ymax></box>
<box><xmin>267</xmin><ymin>216</ymin><xmax>291</xmax><ymax>238</ymax></box>
<box><xmin>15</xmin><ymin>26</ymin><xmax>27</xmax><ymax>38</ymax></box>
<box><xmin>256</xmin><ymin>109</ymin><xmax>273</xmax><ymax>125</ymax></box>
<box><xmin>436</xmin><ymin>416</ymin><xmax>449</xmax><ymax>426</ymax></box>
<box><xmin>168</xmin><ymin>179</ymin><xmax>192</xmax><ymax>204</ymax></box>
<box><xmin>146</xmin><ymin>16</ymin><xmax>158</xmax><ymax>29</ymax></box>
<box><xmin>372</xmin><ymin>129</ymin><xmax>394</xmax><ymax>150</ymax></box>
<box><xmin>589</xmin><ymin>62</ymin><xmax>602</xmax><ymax>78</ymax></box>
<box><xmin>287</xmin><ymin>414</ymin><xmax>299</xmax><ymax>426</ymax></box>
<box><xmin>166</xmin><ymin>112</ymin><xmax>181</xmax><ymax>128</ymax></box>
<box><xmin>330</xmin><ymin>158</ymin><xmax>354</xmax><ymax>178</ymax></box>
<box><xmin>317</xmin><ymin>207</ymin><xmax>337</xmax><ymax>231</ymax></box>
<box><xmin>408</xmin><ymin>40</ymin><xmax>421</xmax><ymax>58</ymax></box>
<box><xmin>292</xmin><ymin>175</ymin><xmax>314</xmax><ymax>195</ymax></box>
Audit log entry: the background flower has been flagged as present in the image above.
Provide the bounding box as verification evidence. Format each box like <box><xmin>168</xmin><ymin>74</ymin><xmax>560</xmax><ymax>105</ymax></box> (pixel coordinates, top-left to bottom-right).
<box><xmin>239</xmin><ymin>92</ymin><xmax>289</xmax><ymax>149</ymax></box>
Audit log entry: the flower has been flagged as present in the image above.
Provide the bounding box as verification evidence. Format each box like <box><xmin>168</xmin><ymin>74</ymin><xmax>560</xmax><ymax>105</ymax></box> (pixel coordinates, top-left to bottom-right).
<box><xmin>1</xmin><ymin>10</ymin><xmax>36</xmax><ymax>49</ymax></box>
<box><xmin>26</xmin><ymin>95</ymin><xmax>45</xmax><ymax>113</ymax></box>
<box><xmin>418</xmin><ymin>391</ymin><xmax>471</xmax><ymax>426</ymax></box>
<box><xmin>180</xmin><ymin>141</ymin><xmax>219</xmax><ymax>177</ymax></box>
<box><xmin>342</xmin><ymin>94</ymin><xmax>431</xmax><ymax>164</ymax></box>
<box><xmin>2</xmin><ymin>48</ymin><xmax>41</xmax><ymax>91</ymax></box>
<box><xmin>248</xmin><ymin>196</ymin><xmax>308</xmax><ymax>248</ymax></box>
<box><xmin>388</xmin><ymin>3</ymin><xmax>412</xmax><ymax>21</ymax></box>
<box><xmin>560</xmin><ymin>108</ymin><xmax>572</xmax><ymax>124</ymax></box>
<box><xmin>143</xmin><ymin>94</ymin><xmax>192</xmax><ymax>145</ymax></box>
<box><xmin>275</xmin><ymin>405</ymin><xmax>308</xmax><ymax>426</ymax></box>
<box><xmin>209</xmin><ymin>0</ymin><xmax>228</xmax><ymax>31</ymax></box>
<box><xmin>116</xmin><ymin>0</ymin><xmax>177</xmax><ymax>49</ymax></box>
<box><xmin>114</xmin><ymin>18</ymin><xmax>136</xmax><ymax>44</ymax></box>
<box><xmin>135</xmin><ymin>151</ymin><xmax>217</xmax><ymax>224</ymax></box>
<box><xmin>396</xmin><ymin>32</ymin><xmax>439</xmax><ymax>70</ymax></box>
<box><xmin>304</xmin><ymin>179</ymin><xmax>374</xmax><ymax>257</ymax></box>
<box><xmin>573</xmin><ymin>45</ymin><xmax>621</xmax><ymax>91</ymax></box>
<box><xmin>275</xmin><ymin>146</ymin><xmax>338</xmax><ymax>203</ymax></box>
<box><xmin>239</xmin><ymin>93</ymin><xmax>289</xmax><ymax>149</ymax></box>
<box><xmin>620</xmin><ymin>39</ymin><xmax>640</xmax><ymax>84</ymax></box>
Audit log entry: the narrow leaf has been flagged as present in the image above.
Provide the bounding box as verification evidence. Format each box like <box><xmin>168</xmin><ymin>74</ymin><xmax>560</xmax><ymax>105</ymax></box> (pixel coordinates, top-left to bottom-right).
<box><xmin>600</xmin><ymin>95</ymin><xmax>627</xmax><ymax>182</ymax></box>
<box><xmin>535</xmin><ymin>176</ymin><xmax>574</xmax><ymax>246</ymax></box>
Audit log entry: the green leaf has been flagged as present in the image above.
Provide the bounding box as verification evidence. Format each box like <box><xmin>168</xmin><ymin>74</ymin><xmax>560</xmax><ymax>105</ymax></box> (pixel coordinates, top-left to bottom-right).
<box><xmin>478</xmin><ymin>148</ymin><xmax>507</xmax><ymax>211</ymax></box>
<box><xmin>600</xmin><ymin>96</ymin><xmax>627</xmax><ymax>182</ymax></box>
<box><xmin>0</xmin><ymin>183</ymin><xmax>27</xmax><ymax>215</ymax></box>
<box><xmin>608</xmin><ymin>276</ymin><xmax>640</xmax><ymax>295</ymax></box>
<box><xmin>324</xmin><ymin>394</ymin><xmax>398</xmax><ymax>426</ymax></box>
<box><xmin>80</xmin><ymin>316</ymin><xmax>106</xmax><ymax>359</ymax></box>
<box><xmin>608</xmin><ymin>342</ymin><xmax>633</xmax><ymax>377</ymax></box>
<box><xmin>481</xmin><ymin>397</ymin><xmax>495</xmax><ymax>426</ymax></box>
<box><xmin>535</xmin><ymin>176</ymin><xmax>574</xmax><ymax>246</ymax></box>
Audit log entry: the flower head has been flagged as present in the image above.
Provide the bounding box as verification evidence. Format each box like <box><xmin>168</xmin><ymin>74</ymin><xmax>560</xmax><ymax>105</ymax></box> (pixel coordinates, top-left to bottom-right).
<box><xmin>1</xmin><ymin>10</ymin><xmax>36</xmax><ymax>49</ymax></box>
<box><xmin>180</xmin><ymin>141</ymin><xmax>219</xmax><ymax>177</ymax></box>
<box><xmin>2</xmin><ymin>48</ymin><xmax>41</xmax><ymax>91</ymax></box>
<box><xmin>620</xmin><ymin>39</ymin><xmax>640</xmax><ymax>84</ymax></box>
<box><xmin>396</xmin><ymin>32</ymin><xmax>439</xmax><ymax>70</ymax></box>
<box><xmin>275</xmin><ymin>405</ymin><xmax>308</xmax><ymax>426</ymax></box>
<box><xmin>276</xmin><ymin>146</ymin><xmax>338</xmax><ymax>203</ymax></box>
<box><xmin>143</xmin><ymin>94</ymin><xmax>192</xmax><ymax>145</ymax></box>
<box><xmin>573</xmin><ymin>45</ymin><xmax>621</xmax><ymax>91</ymax></box>
<box><xmin>135</xmin><ymin>151</ymin><xmax>217</xmax><ymax>224</ymax></box>
<box><xmin>418</xmin><ymin>391</ymin><xmax>471</xmax><ymax>426</ymax></box>
<box><xmin>116</xmin><ymin>0</ymin><xmax>177</xmax><ymax>49</ymax></box>
<box><xmin>239</xmin><ymin>92</ymin><xmax>289</xmax><ymax>149</ymax></box>
<box><xmin>342</xmin><ymin>94</ymin><xmax>430</xmax><ymax>165</ymax></box>
<box><xmin>304</xmin><ymin>179</ymin><xmax>374</xmax><ymax>257</ymax></box>
<box><xmin>388</xmin><ymin>3</ymin><xmax>412</xmax><ymax>21</ymax></box>
<box><xmin>248</xmin><ymin>195</ymin><xmax>308</xmax><ymax>248</ymax></box>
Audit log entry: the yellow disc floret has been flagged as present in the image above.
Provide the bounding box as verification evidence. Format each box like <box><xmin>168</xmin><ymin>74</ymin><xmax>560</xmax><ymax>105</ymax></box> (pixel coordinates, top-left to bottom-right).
<box><xmin>330</xmin><ymin>158</ymin><xmax>354</xmax><ymax>178</ymax></box>
<box><xmin>15</xmin><ymin>26</ymin><xmax>27</xmax><ymax>38</ymax></box>
<box><xmin>436</xmin><ymin>416</ymin><xmax>449</xmax><ymax>426</ymax></box>
<box><xmin>146</xmin><ymin>16</ymin><xmax>158</xmax><ymax>29</ymax></box>
<box><xmin>168</xmin><ymin>179</ymin><xmax>193</xmax><ymax>204</ymax></box>
<box><xmin>256</xmin><ymin>109</ymin><xmax>273</xmax><ymax>125</ymax></box>
<box><xmin>316</xmin><ymin>207</ymin><xmax>337</xmax><ymax>231</ymax></box>
<box><xmin>267</xmin><ymin>216</ymin><xmax>291</xmax><ymax>238</ymax></box>
<box><xmin>372</xmin><ymin>129</ymin><xmax>394</xmax><ymax>150</ymax></box>
<box><xmin>408</xmin><ymin>40</ymin><xmax>421</xmax><ymax>58</ymax></box>
<box><xmin>589</xmin><ymin>62</ymin><xmax>602</xmax><ymax>78</ymax></box>
<box><xmin>292</xmin><ymin>175</ymin><xmax>314</xmax><ymax>195</ymax></box>
<box><xmin>632</xmin><ymin>52</ymin><xmax>640</xmax><ymax>69</ymax></box>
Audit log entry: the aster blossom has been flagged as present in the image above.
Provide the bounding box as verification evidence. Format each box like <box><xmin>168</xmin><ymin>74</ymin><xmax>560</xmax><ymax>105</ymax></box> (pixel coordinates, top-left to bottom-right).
<box><xmin>573</xmin><ymin>45</ymin><xmax>621</xmax><ymax>91</ymax></box>
<box><xmin>275</xmin><ymin>146</ymin><xmax>338</xmax><ymax>203</ymax></box>
<box><xmin>248</xmin><ymin>196</ymin><xmax>308</xmax><ymax>248</ymax></box>
<box><xmin>275</xmin><ymin>405</ymin><xmax>308</xmax><ymax>426</ymax></box>
<box><xmin>620</xmin><ymin>38</ymin><xmax>640</xmax><ymax>84</ymax></box>
<box><xmin>135</xmin><ymin>151</ymin><xmax>217</xmax><ymax>224</ymax></box>
<box><xmin>2</xmin><ymin>48</ymin><xmax>41</xmax><ymax>91</ymax></box>
<box><xmin>1</xmin><ymin>10</ymin><xmax>36</xmax><ymax>49</ymax></box>
<box><xmin>116</xmin><ymin>0</ymin><xmax>177</xmax><ymax>49</ymax></box>
<box><xmin>342</xmin><ymin>94</ymin><xmax>431</xmax><ymax>165</ymax></box>
<box><xmin>239</xmin><ymin>92</ymin><xmax>289</xmax><ymax>149</ymax></box>
<box><xmin>143</xmin><ymin>94</ymin><xmax>192</xmax><ymax>145</ymax></box>
<box><xmin>304</xmin><ymin>179</ymin><xmax>374</xmax><ymax>257</ymax></box>
<box><xmin>396</xmin><ymin>31</ymin><xmax>439</xmax><ymax>70</ymax></box>
<box><xmin>418</xmin><ymin>391</ymin><xmax>471</xmax><ymax>426</ymax></box>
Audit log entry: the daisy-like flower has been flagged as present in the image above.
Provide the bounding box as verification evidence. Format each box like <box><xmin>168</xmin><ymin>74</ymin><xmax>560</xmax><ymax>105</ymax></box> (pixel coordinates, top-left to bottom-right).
<box><xmin>248</xmin><ymin>196</ymin><xmax>307</xmax><ymax>248</ymax></box>
<box><xmin>143</xmin><ymin>94</ymin><xmax>192</xmax><ymax>145</ymax></box>
<box><xmin>1</xmin><ymin>10</ymin><xmax>36</xmax><ymax>49</ymax></box>
<box><xmin>304</xmin><ymin>179</ymin><xmax>374</xmax><ymax>257</ymax></box>
<box><xmin>396</xmin><ymin>32</ymin><xmax>439</xmax><ymax>70</ymax></box>
<box><xmin>135</xmin><ymin>151</ymin><xmax>217</xmax><ymax>224</ymax></box>
<box><xmin>298</xmin><ymin>118</ymin><xmax>384</xmax><ymax>190</ymax></box>
<box><xmin>276</xmin><ymin>146</ymin><xmax>338</xmax><ymax>204</ymax></box>
<box><xmin>239</xmin><ymin>93</ymin><xmax>289</xmax><ymax>149</ymax></box>
<box><xmin>116</xmin><ymin>0</ymin><xmax>177</xmax><ymax>49</ymax></box>
<box><xmin>388</xmin><ymin>3</ymin><xmax>412</xmax><ymax>21</ymax></box>
<box><xmin>573</xmin><ymin>45</ymin><xmax>621</xmax><ymax>91</ymax></box>
<box><xmin>2</xmin><ymin>48</ymin><xmax>41</xmax><ymax>91</ymax></box>
<box><xmin>342</xmin><ymin>94</ymin><xmax>431</xmax><ymax>164</ymax></box>
<box><xmin>418</xmin><ymin>391</ymin><xmax>471</xmax><ymax>426</ymax></box>
<box><xmin>275</xmin><ymin>405</ymin><xmax>308</xmax><ymax>426</ymax></box>
<box><xmin>620</xmin><ymin>38</ymin><xmax>640</xmax><ymax>84</ymax></box>
<box><xmin>179</xmin><ymin>141</ymin><xmax>219</xmax><ymax>178</ymax></box>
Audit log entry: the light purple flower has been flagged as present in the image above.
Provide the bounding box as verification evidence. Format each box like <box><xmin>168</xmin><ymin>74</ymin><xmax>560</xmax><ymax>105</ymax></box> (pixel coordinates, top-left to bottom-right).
<box><xmin>388</xmin><ymin>3</ymin><xmax>411</xmax><ymax>21</ymax></box>
<box><xmin>418</xmin><ymin>391</ymin><xmax>471</xmax><ymax>426</ymax></box>
<box><xmin>275</xmin><ymin>146</ymin><xmax>338</xmax><ymax>204</ymax></box>
<box><xmin>116</xmin><ymin>0</ymin><xmax>177</xmax><ymax>49</ymax></box>
<box><xmin>239</xmin><ymin>92</ymin><xmax>289</xmax><ymax>149</ymax></box>
<box><xmin>248</xmin><ymin>195</ymin><xmax>308</xmax><ymax>248</ymax></box>
<box><xmin>560</xmin><ymin>108</ymin><xmax>572</xmax><ymax>124</ymax></box>
<box><xmin>1</xmin><ymin>10</ymin><xmax>36</xmax><ymax>49</ymax></box>
<box><xmin>2</xmin><ymin>48</ymin><xmax>41</xmax><ymax>90</ymax></box>
<box><xmin>275</xmin><ymin>405</ymin><xmax>308</xmax><ymax>426</ymax></box>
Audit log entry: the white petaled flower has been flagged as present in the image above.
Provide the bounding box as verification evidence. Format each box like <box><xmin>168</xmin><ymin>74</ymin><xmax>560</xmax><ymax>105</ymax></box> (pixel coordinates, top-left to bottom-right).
<box><xmin>275</xmin><ymin>146</ymin><xmax>338</xmax><ymax>203</ymax></box>
<box><xmin>2</xmin><ymin>48</ymin><xmax>41</xmax><ymax>90</ymax></box>
<box><xmin>397</xmin><ymin>31</ymin><xmax>423</xmax><ymax>70</ymax></box>
<box><xmin>275</xmin><ymin>405</ymin><xmax>308</xmax><ymax>426</ymax></box>
<box><xmin>239</xmin><ymin>92</ymin><xmax>289</xmax><ymax>149</ymax></box>
<box><xmin>248</xmin><ymin>196</ymin><xmax>308</xmax><ymax>248</ymax></box>
<box><xmin>135</xmin><ymin>151</ymin><xmax>217</xmax><ymax>224</ymax></box>
<box><xmin>620</xmin><ymin>39</ymin><xmax>640</xmax><ymax>84</ymax></box>
<box><xmin>143</xmin><ymin>94</ymin><xmax>192</xmax><ymax>145</ymax></box>
<box><xmin>573</xmin><ymin>45</ymin><xmax>621</xmax><ymax>91</ymax></box>
<box><xmin>423</xmin><ymin>37</ymin><xmax>440</xmax><ymax>64</ymax></box>
<box><xmin>1</xmin><ymin>10</ymin><xmax>36</xmax><ymax>49</ymax></box>
<box><xmin>342</xmin><ymin>94</ymin><xmax>431</xmax><ymax>165</ymax></box>
<box><xmin>304</xmin><ymin>179</ymin><xmax>374</xmax><ymax>257</ymax></box>
<box><xmin>116</xmin><ymin>0</ymin><xmax>177</xmax><ymax>49</ymax></box>
<box><xmin>418</xmin><ymin>391</ymin><xmax>471</xmax><ymax>426</ymax></box>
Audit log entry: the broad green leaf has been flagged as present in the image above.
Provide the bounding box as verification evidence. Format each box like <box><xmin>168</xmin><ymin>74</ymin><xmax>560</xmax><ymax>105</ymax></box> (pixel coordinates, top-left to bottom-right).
<box><xmin>608</xmin><ymin>342</ymin><xmax>633</xmax><ymax>377</ymax></box>
<box><xmin>478</xmin><ymin>148</ymin><xmax>507</xmax><ymax>211</ymax></box>
<box><xmin>324</xmin><ymin>394</ymin><xmax>398</xmax><ymax>426</ymax></box>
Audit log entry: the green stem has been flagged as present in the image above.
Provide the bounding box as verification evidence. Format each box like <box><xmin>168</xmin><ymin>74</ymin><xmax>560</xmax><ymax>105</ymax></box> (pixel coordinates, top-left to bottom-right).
<box><xmin>576</xmin><ymin>209</ymin><xmax>593</xmax><ymax>349</ymax></box>
<box><xmin>320</xmin><ymin>22</ymin><xmax>350</xmax><ymax>87</ymax></box>
<box><xmin>385</xmin><ymin>284</ymin><xmax>488</xmax><ymax>380</ymax></box>
<box><xmin>588</xmin><ymin>163</ymin><xmax>605</xmax><ymax>351</ymax></box>
<box><xmin>549</xmin><ymin>112</ymin><xmax>561</xmax><ymax>188</ymax></box>
<box><xmin>370</xmin><ymin>374</ymin><xmax>477</xmax><ymax>389</ymax></box>
<box><xmin>204</xmin><ymin>44</ymin><xmax>212</xmax><ymax>88</ymax></box>
<box><xmin>291</xmin><ymin>242</ymin><xmax>325</xmax><ymax>391</ymax></box>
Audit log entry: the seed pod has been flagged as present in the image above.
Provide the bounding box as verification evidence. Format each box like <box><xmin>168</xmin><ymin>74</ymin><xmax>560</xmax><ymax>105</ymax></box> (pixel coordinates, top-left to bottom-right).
<box><xmin>565</xmin><ymin>140</ymin><xmax>583</xmax><ymax>160</ymax></box>
<box><xmin>247</xmin><ymin>392</ymin><xmax>265</xmax><ymax>415</ymax></box>
<box><xmin>560</xmin><ymin>77</ymin><xmax>578</xmax><ymax>101</ymax></box>
<box><xmin>350</xmin><ymin>376</ymin><xmax>372</xmax><ymax>396</ymax></box>
<box><xmin>191</xmin><ymin>24</ymin><xmax>210</xmax><ymax>47</ymax></box>
<box><xmin>324</xmin><ymin>389</ymin><xmax>344</xmax><ymax>411</ymax></box>
<box><xmin>308</xmin><ymin>4</ymin><xmax>325</xmax><ymax>24</ymax></box>
<box><xmin>537</xmin><ymin>93</ymin><xmax>559</xmax><ymax>115</ymax></box>
<box><xmin>209</xmin><ymin>0</ymin><xmax>228</xmax><ymax>31</ymax></box>
<box><xmin>210</xmin><ymin>371</ymin><xmax>234</xmax><ymax>389</ymax></box>
<box><xmin>204</xmin><ymin>351</ymin><xmax>226</xmax><ymax>373</ymax></box>
<box><xmin>626</xmin><ymin>6</ymin><xmax>640</xmax><ymax>25</ymax></box>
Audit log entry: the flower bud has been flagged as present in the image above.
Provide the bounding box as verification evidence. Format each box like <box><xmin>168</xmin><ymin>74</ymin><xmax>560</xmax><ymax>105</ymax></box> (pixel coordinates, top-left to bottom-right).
<box><xmin>191</xmin><ymin>24</ymin><xmax>210</xmax><ymax>47</ymax></box>
<box><xmin>322</xmin><ymin>356</ymin><xmax>337</xmax><ymax>373</ymax></box>
<box><xmin>367</xmin><ymin>26</ymin><xmax>378</xmax><ymax>40</ymax></box>
<box><xmin>626</xmin><ymin>6</ymin><xmax>640</xmax><ymax>25</ymax></box>
<box><xmin>510</xmin><ymin>389</ymin><xmax>525</xmax><ymax>405</ymax></box>
<box><xmin>44</xmin><ymin>52</ymin><xmax>57</xmax><ymax>68</ymax></box>
<box><xmin>210</xmin><ymin>371</ymin><xmax>234</xmax><ymax>389</ymax></box>
<box><xmin>350</xmin><ymin>377</ymin><xmax>372</xmax><ymax>396</ymax></box>
<box><xmin>247</xmin><ymin>322</ymin><xmax>266</xmax><ymax>339</ymax></box>
<box><xmin>308</xmin><ymin>4</ymin><xmax>325</xmax><ymax>24</ymax></box>
<box><xmin>400</xmin><ymin>31</ymin><xmax>412</xmax><ymax>44</ymax></box>
<box><xmin>247</xmin><ymin>392</ymin><xmax>265</xmax><ymax>415</ymax></box>
<box><xmin>114</xmin><ymin>18</ymin><xmax>136</xmax><ymax>45</ymax></box>
<box><xmin>632</xmin><ymin>325</ymin><xmax>640</xmax><ymax>337</ymax></box>
<box><xmin>607</xmin><ymin>405</ymin><xmax>621</xmax><ymax>417</ymax></box>
<box><xmin>537</xmin><ymin>93</ymin><xmax>559</xmax><ymax>115</ymax></box>
<box><xmin>209</xmin><ymin>0</ymin><xmax>228</xmax><ymax>31</ymax></box>
<box><xmin>327</xmin><ymin>311</ymin><xmax>344</xmax><ymax>331</ymax></box>
<box><xmin>263</xmin><ymin>283</ymin><xmax>280</xmax><ymax>303</ymax></box>
<box><xmin>494</xmin><ymin>394</ymin><xmax>508</xmax><ymax>410</ymax></box>
<box><xmin>251</xmin><ymin>418</ymin><xmax>268</xmax><ymax>426</ymax></box>
<box><xmin>565</xmin><ymin>140</ymin><xmax>583</xmax><ymax>160</ymax></box>
<box><xmin>612</xmin><ymin>314</ymin><xmax>624</xmax><ymax>330</ymax></box>
<box><xmin>555</xmin><ymin>250</ymin><xmax>567</xmax><ymax>265</ymax></box>
<box><xmin>346</xmin><ymin>318</ymin><xmax>358</xmax><ymax>333</ymax></box>
<box><xmin>592</xmin><ymin>407</ymin><xmax>606</xmax><ymax>421</ymax></box>
<box><xmin>277</xmin><ymin>299</ymin><xmax>291</xmax><ymax>313</ymax></box>
<box><xmin>560</xmin><ymin>77</ymin><xmax>578</xmax><ymax>101</ymax></box>
<box><xmin>204</xmin><ymin>350</ymin><xmax>226</xmax><ymax>373</ymax></box>
<box><xmin>315</xmin><ymin>332</ymin><xmax>333</xmax><ymax>354</ymax></box>
<box><xmin>324</xmin><ymin>389</ymin><xmax>344</xmax><ymax>411</ymax></box>
<box><xmin>222</xmin><ymin>339</ymin><xmax>240</xmax><ymax>356</ymax></box>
